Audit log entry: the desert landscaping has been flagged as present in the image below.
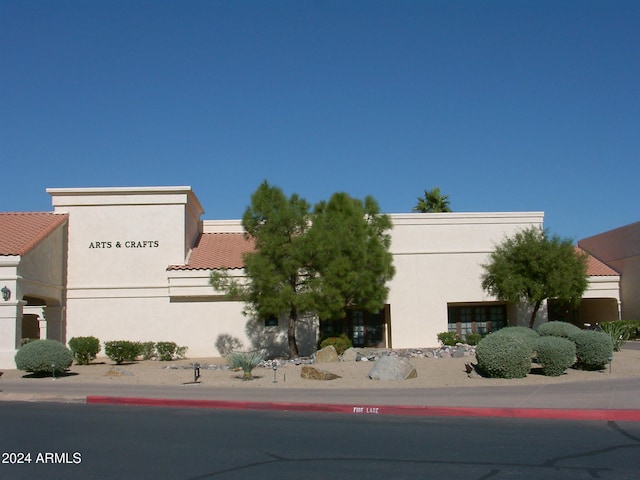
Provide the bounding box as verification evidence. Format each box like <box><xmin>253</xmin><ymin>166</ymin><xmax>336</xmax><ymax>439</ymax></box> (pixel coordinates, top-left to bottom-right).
<box><xmin>2</xmin><ymin>344</ymin><xmax>640</xmax><ymax>391</ymax></box>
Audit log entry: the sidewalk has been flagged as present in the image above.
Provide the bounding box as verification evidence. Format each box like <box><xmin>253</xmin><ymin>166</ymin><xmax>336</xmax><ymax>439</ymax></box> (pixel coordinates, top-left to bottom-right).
<box><xmin>2</xmin><ymin>374</ymin><xmax>640</xmax><ymax>421</ymax></box>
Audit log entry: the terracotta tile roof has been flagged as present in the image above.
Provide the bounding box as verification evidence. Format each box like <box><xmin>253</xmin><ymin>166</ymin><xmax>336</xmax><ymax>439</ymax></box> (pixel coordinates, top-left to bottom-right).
<box><xmin>0</xmin><ymin>212</ymin><xmax>68</xmax><ymax>256</ymax></box>
<box><xmin>576</xmin><ymin>247</ymin><xmax>619</xmax><ymax>276</ymax></box>
<box><xmin>168</xmin><ymin>233</ymin><xmax>255</xmax><ymax>270</ymax></box>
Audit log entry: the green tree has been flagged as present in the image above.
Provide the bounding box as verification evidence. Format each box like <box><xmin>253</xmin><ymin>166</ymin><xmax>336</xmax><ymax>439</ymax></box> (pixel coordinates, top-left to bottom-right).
<box><xmin>481</xmin><ymin>227</ymin><xmax>589</xmax><ymax>328</ymax></box>
<box><xmin>413</xmin><ymin>187</ymin><xmax>452</xmax><ymax>213</ymax></box>
<box><xmin>306</xmin><ymin>192</ymin><xmax>395</xmax><ymax>321</ymax></box>
<box><xmin>210</xmin><ymin>182</ymin><xmax>395</xmax><ymax>359</ymax></box>
<box><xmin>210</xmin><ymin>181</ymin><xmax>314</xmax><ymax>358</ymax></box>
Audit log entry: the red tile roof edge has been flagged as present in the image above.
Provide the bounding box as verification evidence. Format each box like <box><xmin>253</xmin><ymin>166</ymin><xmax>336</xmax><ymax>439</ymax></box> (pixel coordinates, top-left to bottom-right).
<box><xmin>576</xmin><ymin>246</ymin><xmax>619</xmax><ymax>277</ymax></box>
<box><xmin>0</xmin><ymin>212</ymin><xmax>68</xmax><ymax>256</ymax></box>
<box><xmin>167</xmin><ymin>232</ymin><xmax>254</xmax><ymax>271</ymax></box>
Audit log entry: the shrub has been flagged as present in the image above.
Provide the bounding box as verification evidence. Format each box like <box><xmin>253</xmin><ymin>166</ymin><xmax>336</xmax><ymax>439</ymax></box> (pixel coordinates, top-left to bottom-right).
<box><xmin>227</xmin><ymin>350</ymin><xmax>264</xmax><ymax>380</ymax></box>
<box><xmin>569</xmin><ymin>330</ymin><xmax>614</xmax><ymax>370</ymax></box>
<box><xmin>600</xmin><ymin>321</ymin><xmax>631</xmax><ymax>351</ymax></box>
<box><xmin>15</xmin><ymin>339</ymin><xmax>73</xmax><ymax>374</ymax></box>
<box><xmin>492</xmin><ymin>326</ymin><xmax>539</xmax><ymax>349</ymax></box>
<box><xmin>104</xmin><ymin>340</ymin><xmax>142</xmax><ymax>365</ymax></box>
<box><xmin>618</xmin><ymin>320</ymin><xmax>640</xmax><ymax>340</ymax></box>
<box><xmin>537</xmin><ymin>321</ymin><xmax>581</xmax><ymax>339</ymax></box>
<box><xmin>139</xmin><ymin>341</ymin><xmax>156</xmax><ymax>360</ymax></box>
<box><xmin>475</xmin><ymin>333</ymin><xmax>532</xmax><ymax>379</ymax></box>
<box><xmin>464</xmin><ymin>332</ymin><xmax>483</xmax><ymax>346</ymax></box>
<box><xmin>319</xmin><ymin>334</ymin><xmax>353</xmax><ymax>355</ymax></box>
<box><xmin>437</xmin><ymin>331</ymin><xmax>462</xmax><ymax>346</ymax></box>
<box><xmin>68</xmin><ymin>336</ymin><xmax>101</xmax><ymax>365</ymax></box>
<box><xmin>155</xmin><ymin>341</ymin><xmax>187</xmax><ymax>361</ymax></box>
<box><xmin>534</xmin><ymin>336</ymin><xmax>576</xmax><ymax>376</ymax></box>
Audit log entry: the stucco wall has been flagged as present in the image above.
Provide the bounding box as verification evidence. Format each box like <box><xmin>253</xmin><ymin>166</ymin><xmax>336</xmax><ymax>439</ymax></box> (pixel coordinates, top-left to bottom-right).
<box><xmin>579</xmin><ymin>222</ymin><xmax>640</xmax><ymax>320</ymax></box>
<box><xmin>17</xmin><ymin>219</ymin><xmax>67</xmax><ymax>303</ymax></box>
<box><xmin>387</xmin><ymin>212</ymin><xmax>545</xmax><ymax>347</ymax></box>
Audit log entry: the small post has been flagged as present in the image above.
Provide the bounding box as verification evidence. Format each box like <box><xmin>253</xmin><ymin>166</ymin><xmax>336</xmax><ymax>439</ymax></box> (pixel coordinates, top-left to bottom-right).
<box><xmin>609</xmin><ymin>355</ymin><xmax>613</xmax><ymax>374</ymax></box>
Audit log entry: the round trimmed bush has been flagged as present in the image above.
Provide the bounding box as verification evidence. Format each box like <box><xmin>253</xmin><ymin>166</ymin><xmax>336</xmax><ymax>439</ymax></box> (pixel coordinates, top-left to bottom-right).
<box><xmin>68</xmin><ymin>336</ymin><xmax>101</xmax><ymax>365</ymax></box>
<box><xmin>15</xmin><ymin>339</ymin><xmax>73</xmax><ymax>374</ymax></box>
<box><xmin>475</xmin><ymin>333</ymin><xmax>532</xmax><ymax>379</ymax></box>
<box><xmin>437</xmin><ymin>331</ymin><xmax>462</xmax><ymax>346</ymax></box>
<box><xmin>537</xmin><ymin>321</ymin><xmax>581</xmax><ymax>339</ymax></box>
<box><xmin>569</xmin><ymin>330</ymin><xmax>614</xmax><ymax>370</ymax></box>
<box><xmin>464</xmin><ymin>332</ymin><xmax>483</xmax><ymax>346</ymax></box>
<box><xmin>319</xmin><ymin>334</ymin><xmax>353</xmax><ymax>355</ymax></box>
<box><xmin>104</xmin><ymin>340</ymin><xmax>142</xmax><ymax>364</ymax></box>
<box><xmin>534</xmin><ymin>336</ymin><xmax>576</xmax><ymax>376</ymax></box>
<box><xmin>492</xmin><ymin>326</ymin><xmax>539</xmax><ymax>349</ymax></box>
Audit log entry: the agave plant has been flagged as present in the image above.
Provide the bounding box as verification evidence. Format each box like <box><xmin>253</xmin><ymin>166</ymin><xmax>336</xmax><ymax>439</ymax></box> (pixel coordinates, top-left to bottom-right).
<box><xmin>599</xmin><ymin>321</ymin><xmax>630</xmax><ymax>352</ymax></box>
<box><xmin>227</xmin><ymin>350</ymin><xmax>264</xmax><ymax>380</ymax></box>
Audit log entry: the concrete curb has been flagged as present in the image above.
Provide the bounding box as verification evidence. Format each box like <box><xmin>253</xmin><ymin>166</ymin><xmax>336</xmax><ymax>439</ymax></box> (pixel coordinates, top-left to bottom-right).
<box><xmin>86</xmin><ymin>396</ymin><xmax>640</xmax><ymax>422</ymax></box>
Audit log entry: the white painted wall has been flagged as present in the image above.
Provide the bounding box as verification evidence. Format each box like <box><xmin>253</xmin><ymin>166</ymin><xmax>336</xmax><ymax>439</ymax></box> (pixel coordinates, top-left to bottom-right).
<box><xmin>386</xmin><ymin>212</ymin><xmax>545</xmax><ymax>347</ymax></box>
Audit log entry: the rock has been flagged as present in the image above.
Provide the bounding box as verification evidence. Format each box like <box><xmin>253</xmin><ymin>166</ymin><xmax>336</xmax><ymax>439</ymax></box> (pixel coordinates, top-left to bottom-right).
<box><xmin>453</xmin><ymin>347</ymin><xmax>466</xmax><ymax>358</ymax></box>
<box><xmin>341</xmin><ymin>347</ymin><xmax>359</xmax><ymax>362</ymax></box>
<box><xmin>465</xmin><ymin>362</ymin><xmax>482</xmax><ymax>379</ymax></box>
<box><xmin>315</xmin><ymin>345</ymin><xmax>340</xmax><ymax>363</ymax></box>
<box><xmin>300</xmin><ymin>366</ymin><xmax>341</xmax><ymax>381</ymax></box>
<box><xmin>368</xmin><ymin>355</ymin><xmax>417</xmax><ymax>381</ymax></box>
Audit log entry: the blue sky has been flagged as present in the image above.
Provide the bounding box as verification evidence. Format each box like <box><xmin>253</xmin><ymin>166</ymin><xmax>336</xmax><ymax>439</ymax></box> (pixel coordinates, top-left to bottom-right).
<box><xmin>2</xmin><ymin>1</ymin><xmax>638</xmax><ymax>241</ymax></box>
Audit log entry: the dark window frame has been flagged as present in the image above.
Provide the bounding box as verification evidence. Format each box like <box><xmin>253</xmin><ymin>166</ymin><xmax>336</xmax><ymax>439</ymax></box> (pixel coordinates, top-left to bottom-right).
<box><xmin>447</xmin><ymin>303</ymin><xmax>507</xmax><ymax>336</ymax></box>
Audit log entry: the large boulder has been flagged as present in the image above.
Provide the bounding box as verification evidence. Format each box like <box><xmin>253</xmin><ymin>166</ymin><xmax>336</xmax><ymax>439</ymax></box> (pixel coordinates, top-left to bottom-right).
<box><xmin>341</xmin><ymin>347</ymin><xmax>359</xmax><ymax>362</ymax></box>
<box><xmin>300</xmin><ymin>366</ymin><xmax>341</xmax><ymax>381</ymax></box>
<box><xmin>315</xmin><ymin>345</ymin><xmax>340</xmax><ymax>363</ymax></box>
<box><xmin>368</xmin><ymin>355</ymin><xmax>417</xmax><ymax>381</ymax></box>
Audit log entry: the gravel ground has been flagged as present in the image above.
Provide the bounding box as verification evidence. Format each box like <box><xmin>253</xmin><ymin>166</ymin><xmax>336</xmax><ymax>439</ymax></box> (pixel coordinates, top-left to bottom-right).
<box><xmin>3</xmin><ymin>347</ymin><xmax>639</xmax><ymax>390</ymax></box>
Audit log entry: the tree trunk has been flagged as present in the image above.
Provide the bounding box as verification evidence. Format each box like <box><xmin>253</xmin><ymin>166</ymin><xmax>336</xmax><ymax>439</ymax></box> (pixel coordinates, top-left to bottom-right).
<box><xmin>288</xmin><ymin>308</ymin><xmax>299</xmax><ymax>358</ymax></box>
<box><xmin>528</xmin><ymin>300</ymin><xmax>543</xmax><ymax>329</ymax></box>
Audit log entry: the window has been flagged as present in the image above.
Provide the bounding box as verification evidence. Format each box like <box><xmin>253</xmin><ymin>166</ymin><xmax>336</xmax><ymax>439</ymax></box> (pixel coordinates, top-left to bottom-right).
<box><xmin>448</xmin><ymin>304</ymin><xmax>507</xmax><ymax>336</ymax></box>
<box><xmin>319</xmin><ymin>307</ymin><xmax>388</xmax><ymax>348</ymax></box>
<box><xmin>264</xmin><ymin>315</ymin><xmax>278</xmax><ymax>327</ymax></box>
<box><xmin>352</xmin><ymin>311</ymin><xmax>365</xmax><ymax>347</ymax></box>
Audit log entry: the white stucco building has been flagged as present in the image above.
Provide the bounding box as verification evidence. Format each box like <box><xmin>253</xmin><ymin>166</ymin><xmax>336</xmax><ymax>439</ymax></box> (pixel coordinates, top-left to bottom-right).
<box><xmin>0</xmin><ymin>186</ymin><xmax>623</xmax><ymax>368</ymax></box>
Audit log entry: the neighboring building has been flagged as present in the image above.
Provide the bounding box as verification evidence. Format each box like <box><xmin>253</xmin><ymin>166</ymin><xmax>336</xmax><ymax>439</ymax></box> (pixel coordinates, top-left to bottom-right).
<box><xmin>579</xmin><ymin>222</ymin><xmax>640</xmax><ymax>321</ymax></box>
<box><xmin>547</xmin><ymin>247</ymin><xmax>621</xmax><ymax>327</ymax></box>
<box><xmin>0</xmin><ymin>186</ymin><xmax>624</xmax><ymax>369</ymax></box>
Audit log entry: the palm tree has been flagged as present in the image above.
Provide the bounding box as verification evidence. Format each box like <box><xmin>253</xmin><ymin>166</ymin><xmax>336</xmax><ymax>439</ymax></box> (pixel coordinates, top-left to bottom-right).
<box><xmin>413</xmin><ymin>187</ymin><xmax>452</xmax><ymax>213</ymax></box>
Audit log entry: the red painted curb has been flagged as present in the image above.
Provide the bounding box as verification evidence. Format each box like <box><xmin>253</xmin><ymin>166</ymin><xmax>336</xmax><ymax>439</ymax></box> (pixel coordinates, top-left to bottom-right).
<box><xmin>85</xmin><ymin>396</ymin><xmax>640</xmax><ymax>422</ymax></box>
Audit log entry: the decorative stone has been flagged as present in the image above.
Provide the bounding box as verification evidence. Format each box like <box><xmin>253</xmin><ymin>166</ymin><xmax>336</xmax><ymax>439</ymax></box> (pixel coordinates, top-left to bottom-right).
<box><xmin>341</xmin><ymin>347</ymin><xmax>359</xmax><ymax>362</ymax></box>
<box><xmin>453</xmin><ymin>347</ymin><xmax>466</xmax><ymax>358</ymax></box>
<box><xmin>465</xmin><ymin>362</ymin><xmax>482</xmax><ymax>379</ymax></box>
<box><xmin>315</xmin><ymin>345</ymin><xmax>340</xmax><ymax>363</ymax></box>
<box><xmin>368</xmin><ymin>355</ymin><xmax>417</xmax><ymax>381</ymax></box>
<box><xmin>300</xmin><ymin>366</ymin><xmax>341</xmax><ymax>381</ymax></box>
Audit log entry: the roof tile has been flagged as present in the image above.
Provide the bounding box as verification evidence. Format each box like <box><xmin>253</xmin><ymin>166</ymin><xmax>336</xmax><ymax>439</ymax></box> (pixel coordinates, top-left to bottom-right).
<box><xmin>0</xmin><ymin>212</ymin><xmax>68</xmax><ymax>256</ymax></box>
<box><xmin>576</xmin><ymin>246</ymin><xmax>619</xmax><ymax>276</ymax></box>
<box><xmin>168</xmin><ymin>232</ymin><xmax>255</xmax><ymax>270</ymax></box>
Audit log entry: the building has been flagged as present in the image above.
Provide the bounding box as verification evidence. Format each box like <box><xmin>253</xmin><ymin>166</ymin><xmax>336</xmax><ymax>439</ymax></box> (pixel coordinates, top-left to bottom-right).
<box><xmin>579</xmin><ymin>222</ymin><xmax>640</xmax><ymax>321</ymax></box>
<box><xmin>0</xmin><ymin>186</ymin><xmax>624</xmax><ymax>369</ymax></box>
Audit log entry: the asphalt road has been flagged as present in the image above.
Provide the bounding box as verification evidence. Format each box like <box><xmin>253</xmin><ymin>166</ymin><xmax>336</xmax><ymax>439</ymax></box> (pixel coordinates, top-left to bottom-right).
<box><xmin>1</xmin><ymin>402</ymin><xmax>640</xmax><ymax>479</ymax></box>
